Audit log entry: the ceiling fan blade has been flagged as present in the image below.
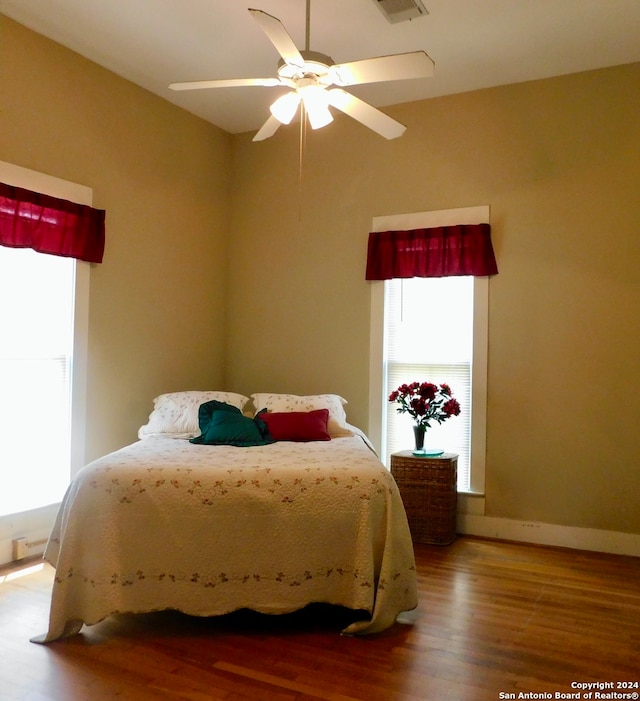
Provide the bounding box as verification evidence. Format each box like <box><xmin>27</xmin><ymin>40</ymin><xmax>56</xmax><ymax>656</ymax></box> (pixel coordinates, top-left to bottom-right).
<box><xmin>252</xmin><ymin>114</ymin><xmax>282</xmax><ymax>142</ymax></box>
<box><xmin>327</xmin><ymin>89</ymin><xmax>406</xmax><ymax>140</ymax></box>
<box><xmin>249</xmin><ymin>8</ymin><xmax>304</xmax><ymax>68</ymax></box>
<box><xmin>330</xmin><ymin>51</ymin><xmax>434</xmax><ymax>87</ymax></box>
<box><xmin>169</xmin><ymin>77</ymin><xmax>281</xmax><ymax>91</ymax></box>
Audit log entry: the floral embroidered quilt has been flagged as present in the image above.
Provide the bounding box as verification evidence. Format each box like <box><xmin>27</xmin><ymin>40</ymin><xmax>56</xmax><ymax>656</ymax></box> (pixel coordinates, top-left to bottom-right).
<box><xmin>33</xmin><ymin>433</ymin><xmax>417</xmax><ymax>641</ymax></box>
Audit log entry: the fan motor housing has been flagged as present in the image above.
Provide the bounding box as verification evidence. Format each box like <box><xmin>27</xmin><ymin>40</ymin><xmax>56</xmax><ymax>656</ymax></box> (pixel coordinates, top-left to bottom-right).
<box><xmin>277</xmin><ymin>51</ymin><xmax>334</xmax><ymax>80</ymax></box>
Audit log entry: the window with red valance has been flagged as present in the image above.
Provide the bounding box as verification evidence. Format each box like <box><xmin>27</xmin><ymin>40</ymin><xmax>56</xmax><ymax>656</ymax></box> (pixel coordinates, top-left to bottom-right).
<box><xmin>0</xmin><ymin>182</ymin><xmax>105</xmax><ymax>263</ymax></box>
<box><xmin>365</xmin><ymin>223</ymin><xmax>498</xmax><ymax>280</ymax></box>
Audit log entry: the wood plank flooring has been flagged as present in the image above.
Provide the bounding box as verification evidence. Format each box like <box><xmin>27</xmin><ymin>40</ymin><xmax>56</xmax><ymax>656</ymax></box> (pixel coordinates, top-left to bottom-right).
<box><xmin>1</xmin><ymin>536</ymin><xmax>639</xmax><ymax>700</ymax></box>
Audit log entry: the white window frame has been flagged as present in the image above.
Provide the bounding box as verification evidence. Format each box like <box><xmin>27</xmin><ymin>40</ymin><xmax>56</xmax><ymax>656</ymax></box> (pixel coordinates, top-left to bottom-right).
<box><xmin>368</xmin><ymin>206</ymin><xmax>489</xmax><ymax>495</ymax></box>
<box><xmin>0</xmin><ymin>161</ymin><xmax>90</xmax><ymax>561</ymax></box>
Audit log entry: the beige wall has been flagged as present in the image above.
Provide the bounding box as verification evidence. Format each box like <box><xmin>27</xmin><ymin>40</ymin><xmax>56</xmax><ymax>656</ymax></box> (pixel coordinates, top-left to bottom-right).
<box><xmin>0</xmin><ymin>16</ymin><xmax>231</xmax><ymax>461</ymax></box>
<box><xmin>227</xmin><ymin>64</ymin><xmax>640</xmax><ymax>534</ymax></box>
<box><xmin>3</xmin><ymin>13</ymin><xmax>639</xmax><ymax>537</ymax></box>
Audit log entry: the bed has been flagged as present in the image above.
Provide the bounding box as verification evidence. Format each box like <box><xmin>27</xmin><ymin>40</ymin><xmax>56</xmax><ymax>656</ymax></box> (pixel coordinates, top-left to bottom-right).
<box><xmin>32</xmin><ymin>391</ymin><xmax>418</xmax><ymax>642</ymax></box>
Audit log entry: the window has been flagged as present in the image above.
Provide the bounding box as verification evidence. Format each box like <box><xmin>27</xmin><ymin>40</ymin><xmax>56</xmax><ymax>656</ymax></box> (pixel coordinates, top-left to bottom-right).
<box><xmin>0</xmin><ymin>248</ymin><xmax>76</xmax><ymax>515</ymax></box>
<box><xmin>382</xmin><ymin>275</ymin><xmax>488</xmax><ymax>492</ymax></box>
<box><xmin>0</xmin><ymin>161</ymin><xmax>90</xmax><ymax>520</ymax></box>
<box><xmin>368</xmin><ymin>206</ymin><xmax>490</xmax><ymax>494</ymax></box>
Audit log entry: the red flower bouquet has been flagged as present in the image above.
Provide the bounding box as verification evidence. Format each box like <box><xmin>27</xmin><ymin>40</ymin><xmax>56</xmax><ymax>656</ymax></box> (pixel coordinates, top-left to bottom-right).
<box><xmin>388</xmin><ymin>381</ymin><xmax>461</xmax><ymax>430</ymax></box>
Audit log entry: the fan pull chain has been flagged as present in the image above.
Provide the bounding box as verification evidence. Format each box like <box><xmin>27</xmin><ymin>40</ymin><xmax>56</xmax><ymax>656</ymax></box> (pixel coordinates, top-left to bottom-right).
<box><xmin>300</xmin><ymin>0</ymin><xmax>311</xmax><ymax>213</ymax></box>
<box><xmin>298</xmin><ymin>102</ymin><xmax>307</xmax><ymax>222</ymax></box>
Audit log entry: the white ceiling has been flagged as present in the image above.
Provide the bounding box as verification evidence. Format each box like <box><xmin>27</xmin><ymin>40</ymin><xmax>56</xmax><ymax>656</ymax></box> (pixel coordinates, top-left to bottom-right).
<box><xmin>2</xmin><ymin>0</ymin><xmax>640</xmax><ymax>136</ymax></box>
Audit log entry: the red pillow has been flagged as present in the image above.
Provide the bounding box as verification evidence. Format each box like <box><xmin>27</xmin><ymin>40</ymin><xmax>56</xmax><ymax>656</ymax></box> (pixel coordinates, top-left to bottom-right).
<box><xmin>260</xmin><ymin>409</ymin><xmax>331</xmax><ymax>442</ymax></box>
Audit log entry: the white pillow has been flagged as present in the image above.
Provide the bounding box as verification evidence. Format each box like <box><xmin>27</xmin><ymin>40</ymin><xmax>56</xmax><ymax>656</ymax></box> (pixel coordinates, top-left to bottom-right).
<box><xmin>138</xmin><ymin>391</ymin><xmax>250</xmax><ymax>439</ymax></box>
<box><xmin>250</xmin><ymin>393</ymin><xmax>352</xmax><ymax>437</ymax></box>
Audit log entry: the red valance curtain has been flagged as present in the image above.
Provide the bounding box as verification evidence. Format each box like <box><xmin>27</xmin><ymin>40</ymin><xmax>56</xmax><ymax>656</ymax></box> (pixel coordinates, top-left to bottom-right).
<box><xmin>365</xmin><ymin>223</ymin><xmax>498</xmax><ymax>280</ymax></box>
<box><xmin>0</xmin><ymin>182</ymin><xmax>105</xmax><ymax>263</ymax></box>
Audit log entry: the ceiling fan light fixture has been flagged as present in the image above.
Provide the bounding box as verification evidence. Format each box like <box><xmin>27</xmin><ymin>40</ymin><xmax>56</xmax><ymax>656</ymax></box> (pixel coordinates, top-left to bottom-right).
<box><xmin>299</xmin><ymin>84</ymin><xmax>333</xmax><ymax>130</ymax></box>
<box><xmin>170</xmin><ymin>8</ymin><xmax>434</xmax><ymax>141</ymax></box>
<box><xmin>305</xmin><ymin>101</ymin><xmax>333</xmax><ymax>130</ymax></box>
<box><xmin>269</xmin><ymin>91</ymin><xmax>300</xmax><ymax>124</ymax></box>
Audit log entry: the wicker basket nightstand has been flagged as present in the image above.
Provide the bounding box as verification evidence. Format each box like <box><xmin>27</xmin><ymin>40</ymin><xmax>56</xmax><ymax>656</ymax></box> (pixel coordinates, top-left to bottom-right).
<box><xmin>390</xmin><ymin>451</ymin><xmax>458</xmax><ymax>545</ymax></box>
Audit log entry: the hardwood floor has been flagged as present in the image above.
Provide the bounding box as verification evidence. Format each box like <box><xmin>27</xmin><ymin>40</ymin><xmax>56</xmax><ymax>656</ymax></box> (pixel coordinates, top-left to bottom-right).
<box><xmin>1</xmin><ymin>536</ymin><xmax>639</xmax><ymax>700</ymax></box>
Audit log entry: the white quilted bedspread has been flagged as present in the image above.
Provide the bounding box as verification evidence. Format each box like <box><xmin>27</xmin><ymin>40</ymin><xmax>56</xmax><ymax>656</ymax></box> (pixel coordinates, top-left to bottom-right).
<box><xmin>33</xmin><ymin>433</ymin><xmax>417</xmax><ymax>642</ymax></box>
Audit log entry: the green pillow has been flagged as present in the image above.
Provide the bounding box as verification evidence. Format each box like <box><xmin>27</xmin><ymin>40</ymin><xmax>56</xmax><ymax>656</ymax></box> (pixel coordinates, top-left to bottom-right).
<box><xmin>190</xmin><ymin>400</ymin><xmax>273</xmax><ymax>446</ymax></box>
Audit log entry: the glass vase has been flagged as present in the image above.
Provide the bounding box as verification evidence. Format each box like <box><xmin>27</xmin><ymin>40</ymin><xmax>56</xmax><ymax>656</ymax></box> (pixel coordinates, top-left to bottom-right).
<box><xmin>413</xmin><ymin>424</ymin><xmax>426</xmax><ymax>452</ymax></box>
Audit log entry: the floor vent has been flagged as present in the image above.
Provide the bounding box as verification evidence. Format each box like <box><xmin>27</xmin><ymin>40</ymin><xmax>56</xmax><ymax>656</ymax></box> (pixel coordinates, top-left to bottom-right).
<box><xmin>372</xmin><ymin>0</ymin><xmax>428</xmax><ymax>24</ymax></box>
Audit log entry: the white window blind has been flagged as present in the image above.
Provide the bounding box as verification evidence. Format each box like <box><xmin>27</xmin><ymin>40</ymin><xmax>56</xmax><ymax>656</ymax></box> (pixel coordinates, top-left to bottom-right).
<box><xmin>383</xmin><ymin>276</ymin><xmax>474</xmax><ymax>490</ymax></box>
<box><xmin>0</xmin><ymin>247</ymin><xmax>75</xmax><ymax>515</ymax></box>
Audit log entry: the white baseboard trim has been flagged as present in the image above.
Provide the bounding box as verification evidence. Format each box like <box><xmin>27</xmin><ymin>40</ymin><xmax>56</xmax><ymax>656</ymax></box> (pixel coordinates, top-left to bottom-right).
<box><xmin>458</xmin><ymin>513</ymin><xmax>640</xmax><ymax>557</ymax></box>
<box><xmin>3</xmin><ymin>505</ymin><xmax>637</xmax><ymax>566</ymax></box>
<box><xmin>0</xmin><ymin>505</ymin><xmax>59</xmax><ymax>566</ymax></box>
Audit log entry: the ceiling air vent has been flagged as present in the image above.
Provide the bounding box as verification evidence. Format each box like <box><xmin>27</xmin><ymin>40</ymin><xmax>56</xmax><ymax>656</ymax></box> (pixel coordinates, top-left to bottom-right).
<box><xmin>372</xmin><ymin>0</ymin><xmax>428</xmax><ymax>24</ymax></box>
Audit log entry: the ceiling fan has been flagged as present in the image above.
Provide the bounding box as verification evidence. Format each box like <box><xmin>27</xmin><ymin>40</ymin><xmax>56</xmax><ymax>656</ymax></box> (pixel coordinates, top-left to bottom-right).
<box><xmin>169</xmin><ymin>2</ymin><xmax>434</xmax><ymax>142</ymax></box>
